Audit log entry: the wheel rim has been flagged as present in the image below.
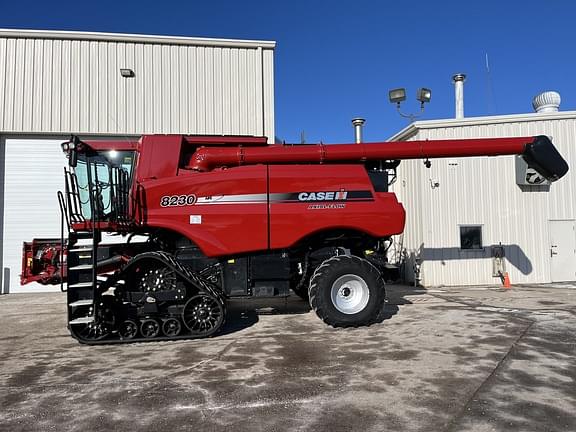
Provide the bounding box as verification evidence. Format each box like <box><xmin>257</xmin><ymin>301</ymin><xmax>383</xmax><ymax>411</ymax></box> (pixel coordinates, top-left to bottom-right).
<box><xmin>118</xmin><ymin>319</ymin><xmax>139</xmax><ymax>339</ymax></box>
<box><xmin>330</xmin><ymin>274</ymin><xmax>370</xmax><ymax>315</ymax></box>
<box><xmin>140</xmin><ymin>319</ymin><xmax>160</xmax><ymax>338</ymax></box>
<box><xmin>182</xmin><ymin>295</ymin><xmax>224</xmax><ymax>336</ymax></box>
<box><xmin>162</xmin><ymin>318</ymin><xmax>182</xmax><ymax>337</ymax></box>
<box><xmin>138</xmin><ymin>267</ymin><xmax>177</xmax><ymax>293</ymax></box>
<box><xmin>72</xmin><ymin>322</ymin><xmax>110</xmax><ymax>341</ymax></box>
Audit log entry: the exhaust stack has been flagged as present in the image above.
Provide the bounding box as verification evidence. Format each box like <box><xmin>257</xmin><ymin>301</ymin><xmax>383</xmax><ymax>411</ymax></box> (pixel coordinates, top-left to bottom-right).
<box><xmin>351</xmin><ymin>118</ymin><xmax>366</xmax><ymax>143</ymax></box>
<box><xmin>452</xmin><ymin>74</ymin><xmax>466</xmax><ymax>119</ymax></box>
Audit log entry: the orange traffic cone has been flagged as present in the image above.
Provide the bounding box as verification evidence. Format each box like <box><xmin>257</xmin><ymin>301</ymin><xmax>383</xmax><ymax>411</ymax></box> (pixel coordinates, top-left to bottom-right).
<box><xmin>503</xmin><ymin>272</ymin><xmax>511</xmax><ymax>289</ymax></box>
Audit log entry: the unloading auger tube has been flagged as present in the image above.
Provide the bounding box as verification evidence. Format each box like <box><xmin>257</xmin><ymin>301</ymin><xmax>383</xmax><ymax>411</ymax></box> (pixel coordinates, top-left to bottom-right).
<box><xmin>189</xmin><ymin>135</ymin><xmax>568</xmax><ymax>182</ymax></box>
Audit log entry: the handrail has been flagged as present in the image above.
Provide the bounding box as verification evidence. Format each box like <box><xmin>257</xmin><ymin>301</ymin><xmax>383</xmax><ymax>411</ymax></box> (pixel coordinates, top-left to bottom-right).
<box><xmin>57</xmin><ymin>190</ymin><xmax>68</xmax><ymax>293</ymax></box>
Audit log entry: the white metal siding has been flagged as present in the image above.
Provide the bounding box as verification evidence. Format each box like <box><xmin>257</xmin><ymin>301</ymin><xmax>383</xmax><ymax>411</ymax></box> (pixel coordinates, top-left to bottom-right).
<box><xmin>0</xmin><ymin>32</ymin><xmax>275</xmax><ymax>141</ymax></box>
<box><xmin>2</xmin><ymin>138</ymin><xmax>64</xmax><ymax>294</ymax></box>
<box><xmin>392</xmin><ymin>115</ymin><xmax>576</xmax><ymax>286</ymax></box>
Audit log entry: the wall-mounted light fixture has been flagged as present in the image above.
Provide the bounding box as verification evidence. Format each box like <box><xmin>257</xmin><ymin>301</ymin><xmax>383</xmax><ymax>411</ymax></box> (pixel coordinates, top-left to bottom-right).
<box><xmin>389</xmin><ymin>87</ymin><xmax>432</xmax><ymax>122</ymax></box>
<box><xmin>120</xmin><ymin>68</ymin><xmax>135</xmax><ymax>78</ymax></box>
<box><xmin>417</xmin><ymin>88</ymin><xmax>432</xmax><ymax>104</ymax></box>
<box><xmin>388</xmin><ymin>88</ymin><xmax>407</xmax><ymax>105</ymax></box>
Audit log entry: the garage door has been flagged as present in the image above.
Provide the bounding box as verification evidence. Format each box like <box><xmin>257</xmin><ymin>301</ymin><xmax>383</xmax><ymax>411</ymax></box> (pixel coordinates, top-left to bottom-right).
<box><xmin>2</xmin><ymin>138</ymin><xmax>65</xmax><ymax>294</ymax></box>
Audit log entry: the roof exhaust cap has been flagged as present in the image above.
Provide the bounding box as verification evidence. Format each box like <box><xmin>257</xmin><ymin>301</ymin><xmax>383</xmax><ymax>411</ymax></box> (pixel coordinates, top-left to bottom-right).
<box><xmin>352</xmin><ymin>118</ymin><xmax>366</xmax><ymax>143</ymax></box>
<box><xmin>532</xmin><ymin>91</ymin><xmax>561</xmax><ymax>113</ymax></box>
<box><xmin>452</xmin><ymin>73</ymin><xmax>466</xmax><ymax>119</ymax></box>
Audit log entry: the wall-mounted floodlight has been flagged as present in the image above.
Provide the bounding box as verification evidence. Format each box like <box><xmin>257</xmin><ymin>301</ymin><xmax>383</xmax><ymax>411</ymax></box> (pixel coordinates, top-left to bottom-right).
<box><xmin>389</xmin><ymin>88</ymin><xmax>407</xmax><ymax>105</ymax></box>
<box><xmin>120</xmin><ymin>68</ymin><xmax>135</xmax><ymax>78</ymax></box>
<box><xmin>417</xmin><ymin>88</ymin><xmax>432</xmax><ymax>104</ymax></box>
<box><xmin>389</xmin><ymin>86</ymin><xmax>432</xmax><ymax>122</ymax></box>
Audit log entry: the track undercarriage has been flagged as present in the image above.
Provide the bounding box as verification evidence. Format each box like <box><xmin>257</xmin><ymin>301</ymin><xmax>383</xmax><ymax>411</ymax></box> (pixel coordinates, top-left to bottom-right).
<box><xmin>66</xmin><ymin>231</ymin><xmax>394</xmax><ymax>345</ymax></box>
<box><xmin>68</xmin><ymin>250</ymin><xmax>226</xmax><ymax>345</ymax></box>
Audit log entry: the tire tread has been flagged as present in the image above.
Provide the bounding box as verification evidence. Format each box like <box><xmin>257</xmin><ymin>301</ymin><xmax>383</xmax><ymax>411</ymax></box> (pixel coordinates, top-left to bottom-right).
<box><xmin>308</xmin><ymin>255</ymin><xmax>386</xmax><ymax>328</ymax></box>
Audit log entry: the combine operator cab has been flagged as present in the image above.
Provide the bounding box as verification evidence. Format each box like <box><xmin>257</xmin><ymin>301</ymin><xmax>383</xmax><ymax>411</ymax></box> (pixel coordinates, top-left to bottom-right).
<box><xmin>62</xmin><ymin>136</ymin><xmax>136</xmax><ymax>229</ymax></box>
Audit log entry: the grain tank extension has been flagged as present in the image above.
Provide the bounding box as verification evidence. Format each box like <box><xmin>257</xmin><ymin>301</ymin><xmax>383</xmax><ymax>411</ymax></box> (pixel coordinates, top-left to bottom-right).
<box><xmin>47</xmin><ymin>134</ymin><xmax>567</xmax><ymax>343</ymax></box>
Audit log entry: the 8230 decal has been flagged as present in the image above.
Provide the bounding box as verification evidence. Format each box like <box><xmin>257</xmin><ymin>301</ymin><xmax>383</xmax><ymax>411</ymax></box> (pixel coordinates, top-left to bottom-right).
<box><xmin>160</xmin><ymin>194</ymin><xmax>197</xmax><ymax>207</ymax></box>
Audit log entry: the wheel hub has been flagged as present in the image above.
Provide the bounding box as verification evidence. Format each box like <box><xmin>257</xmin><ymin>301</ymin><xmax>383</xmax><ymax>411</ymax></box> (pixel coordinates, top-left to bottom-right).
<box><xmin>331</xmin><ymin>274</ymin><xmax>370</xmax><ymax>315</ymax></box>
<box><xmin>139</xmin><ymin>267</ymin><xmax>176</xmax><ymax>293</ymax></box>
<box><xmin>182</xmin><ymin>294</ymin><xmax>224</xmax><ymax>336</ymax></box>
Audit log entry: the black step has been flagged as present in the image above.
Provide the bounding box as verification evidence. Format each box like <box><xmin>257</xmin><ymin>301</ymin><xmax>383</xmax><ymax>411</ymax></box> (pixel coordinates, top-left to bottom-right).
<box><xmin>69</xmin><ymin>230</ymin><xmax>101</xmax><ymax>244</ymax></box>
<box><xmin>69</xmin><ymin>264</ymin><xmax>93</xmax><ymax>271</ymax></box>
<box><xmin>68</xmin><ymin>281</ymin><xmax>98</xmax><ymax>289</ymax></box>
<box><xmin>69</xmin><ymin>299</ymin><xmax>94</xmax><ymax>307</ymax></box>
<box><xmin>69</xmin><ymin>246</ymin><xmax>93</xmax><ymax>253</ymax></box>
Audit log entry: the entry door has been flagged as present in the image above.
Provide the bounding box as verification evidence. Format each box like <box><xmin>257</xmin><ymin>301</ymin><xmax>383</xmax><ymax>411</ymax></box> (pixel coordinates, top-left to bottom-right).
<box><xmin>549</xmin><ymin>220</ymin><xmax>576</xmax><ymax>282</ymax></box>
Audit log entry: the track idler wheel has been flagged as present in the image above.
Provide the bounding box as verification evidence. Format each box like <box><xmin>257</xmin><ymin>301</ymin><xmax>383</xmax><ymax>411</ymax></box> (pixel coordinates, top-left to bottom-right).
<box><xmin>118</xmin><ymin>319</ymin><xmax>139</xmax><ymax>340</ymax></box>
<box><xmin>182</xmin><ymin>294</ymin><xmax>225</xmax><ymax>337</ymax></box>
<box><xmin>71</xmin><ymin>322</ymin><xmax>111</xmax><ymax>342</ymax></box>
<box><xmin>70</xmin><ymin>297</ymin><xmax>116</xmax><ymax>342</ymax></box>
<box><xmin>140</xmin><ymin>319</ymin><xmax>161</xmax><ymax>338</ymax></box>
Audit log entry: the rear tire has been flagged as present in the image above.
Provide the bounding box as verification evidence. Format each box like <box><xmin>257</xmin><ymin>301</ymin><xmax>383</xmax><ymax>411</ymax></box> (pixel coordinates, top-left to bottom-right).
<box><xmin>308</xmin><ymin>255</ymin><xmax>386</xmax><ymax>327</ymax></box>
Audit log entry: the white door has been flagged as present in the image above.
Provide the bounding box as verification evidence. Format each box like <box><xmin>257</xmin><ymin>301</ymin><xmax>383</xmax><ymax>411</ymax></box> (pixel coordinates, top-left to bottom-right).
<box><xmin>549</xmin><ymin>220</ymin><xmax>576</xmax><ymax>282</ymax></box>
<box><xmin>2</xmin><ymin>138</ymin><xmax>65</xmax><ymax>294</ymax></box>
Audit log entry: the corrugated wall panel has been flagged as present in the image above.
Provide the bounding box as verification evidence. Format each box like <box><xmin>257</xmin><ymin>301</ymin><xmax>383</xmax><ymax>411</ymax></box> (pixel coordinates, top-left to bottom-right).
<box><xmin>393</xmin><ymin>117</ymin><xmax>576</xmax><ymax>286</ymax></box>
<box><xmin>60</xmin><ymin>40</ymin><xmax>71</xmax><ymax>132</ymax></box>
<box><xmin>41</xmin><ymin>40</ymin><xmax>53</xmax><ymax>131</ymax></box>
<box><xmin>0</xmin><ymin>38</ymin><xmax>6</xmax><ymax>131</ymax></box>
<box><xmin>14</xmin><ymin>38</ymin><xmax>26</xmax><ymax>130</ymax></box>
<box><xmin>3</xmin><ymin>39</ymin><xmax>16</xmax><ymax>130</ymax></box>
<box><xmin>0</xmin><ymin>35</ymin><xmax>274</xmax><ymax>140</ymax></box>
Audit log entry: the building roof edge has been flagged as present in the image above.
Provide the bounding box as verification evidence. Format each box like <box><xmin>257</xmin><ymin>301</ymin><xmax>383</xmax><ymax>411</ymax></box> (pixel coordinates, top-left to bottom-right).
<box><xmin>0</xmin><ymin>28</ymin><xmax>276</xmax><ymax>49</ymax></box>
<box><xmin>388</xmin><ymin>111</ymin><xmax>576</xmax><ymax>141</ymax></box>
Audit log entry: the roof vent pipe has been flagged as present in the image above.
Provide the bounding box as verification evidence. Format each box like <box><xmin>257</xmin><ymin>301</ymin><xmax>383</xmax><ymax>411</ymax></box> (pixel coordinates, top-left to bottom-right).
<box><xmin>532</xmin><ymin>91</ymin><xmax>561</xmax><ymax>113</ymax></box>
<box><xmin>352</xmin><ymin>118</ymin><xmax>366</xmax><ymax>143</ymax></box>
<box><xmin>452</xmin><ymin>73</ymin><xmax>466</xmax><ymax>119</ymax></box>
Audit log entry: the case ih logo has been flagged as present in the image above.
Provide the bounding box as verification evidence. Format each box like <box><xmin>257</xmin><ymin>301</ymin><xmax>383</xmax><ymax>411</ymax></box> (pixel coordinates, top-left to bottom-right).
<box><xmin>298</xmin><ymin>190</ymin><xmax>348</xmax><ymax>201</ymax></box>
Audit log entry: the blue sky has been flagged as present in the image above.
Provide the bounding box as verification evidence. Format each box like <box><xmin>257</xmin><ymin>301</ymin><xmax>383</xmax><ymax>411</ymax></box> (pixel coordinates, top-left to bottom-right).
<box><xmin>1</xmin><ymin>0</ymin><xmax>574</xmax><ymax>143</ymax></box>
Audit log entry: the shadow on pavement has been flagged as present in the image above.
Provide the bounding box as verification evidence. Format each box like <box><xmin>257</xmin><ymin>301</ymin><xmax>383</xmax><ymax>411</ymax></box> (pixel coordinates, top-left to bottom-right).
<box><xmin>220</xmin><ymin>285</ymin><xmax>425</xmax><ymax>332</ymax></box>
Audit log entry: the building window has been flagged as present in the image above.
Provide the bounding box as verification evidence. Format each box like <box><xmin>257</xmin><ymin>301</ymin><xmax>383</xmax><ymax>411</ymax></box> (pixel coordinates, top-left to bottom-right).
<box><xmin>460</xmin><ymin>225</ymin><xmax>483</xmax><ymax>250</ymax></box>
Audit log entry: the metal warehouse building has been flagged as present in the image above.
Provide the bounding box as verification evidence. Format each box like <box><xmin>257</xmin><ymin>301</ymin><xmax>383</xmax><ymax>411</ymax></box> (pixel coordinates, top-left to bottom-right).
<box><xmin>0</xmin><ymin>29</ymin><xmax>275</xmax><ymax>294</ymax></box>
<box><xmin>389</xmin><ymin>98</ymin><xmax>576</xmax><ymax>286</ymax></box>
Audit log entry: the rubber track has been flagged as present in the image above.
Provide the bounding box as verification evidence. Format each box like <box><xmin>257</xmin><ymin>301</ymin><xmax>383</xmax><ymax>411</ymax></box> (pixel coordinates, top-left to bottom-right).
<box><xmin>121</xmin><ymin>251</ymin><xmax>224</xmax><ymax>301</ymax></box>
<box><xmin>71</xmin><ymin>251</ymin><xmax>225</xmax><ymax>345</ymax></box>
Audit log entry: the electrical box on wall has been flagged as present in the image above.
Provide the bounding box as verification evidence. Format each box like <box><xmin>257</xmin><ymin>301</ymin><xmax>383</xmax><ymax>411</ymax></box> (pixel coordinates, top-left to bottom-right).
<box><xmin>491</xmin><ymin>245</ymin><xmax>506</xmax><ymax>277</ymax></box>
<box><xmin>515</xmin><ymin>155</ymin><xmax>550</xmax><ymax>186</ymax></box>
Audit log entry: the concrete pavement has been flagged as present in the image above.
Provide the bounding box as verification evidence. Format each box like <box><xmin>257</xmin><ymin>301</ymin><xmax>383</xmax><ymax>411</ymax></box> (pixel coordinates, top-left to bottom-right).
<box><xmin>0</xmin><ymin>284</ymin><xmax>574</xmax><ymax>431</ymax></box>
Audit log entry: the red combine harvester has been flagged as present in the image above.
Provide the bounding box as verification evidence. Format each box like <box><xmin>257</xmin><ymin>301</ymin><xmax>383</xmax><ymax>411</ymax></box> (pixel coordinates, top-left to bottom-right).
<box><xmin>22</xmin><ymin>134</ymin><xmax>568</xmax><ymax>344</ymax></box>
